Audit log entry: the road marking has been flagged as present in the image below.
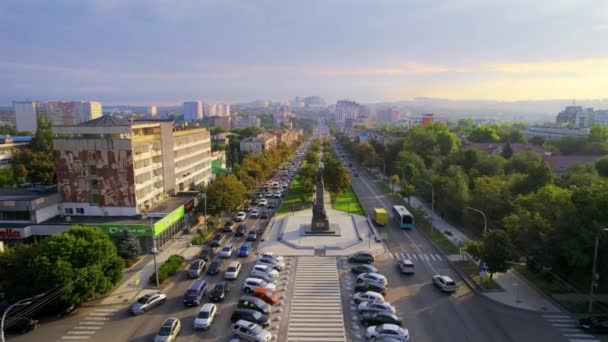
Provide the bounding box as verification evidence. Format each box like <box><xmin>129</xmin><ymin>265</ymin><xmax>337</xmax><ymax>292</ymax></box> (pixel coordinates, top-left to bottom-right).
<box><xmin>568</xmin><ymin>339</ymin><xmax>600</xmax><ymax>342</ymax></box>
<box><xmin>544</xmin><ymin>314</ymin><xmax>571</xmax><ymax>318</ymax></box>
<box><xmin>79</xmin><ymin>322</ymin><xmax>105</xmax><ymax>325</ymax></box>
<box><xmin>67</xmin><ymin>331</ymin><xmax>96</xmax><ymax>335</ymax></box>
<box><xmin>73</xmin><ymin>326</ymin><xmax>102</xmax><ymax>330</ymax></box>
<box><xmin>61</xmin><ymin>337</ymin><xmax>92</xmax><ymax>340</ymax></box>
<box><xmin>564</xmin><ymin>334</ymin><xmax>597</xmax><ymax>338</ymax></box>
<box><xmin>553</xmin><ymin>323</ymin><xmax>577</xmax><ymax>327</ymax></box>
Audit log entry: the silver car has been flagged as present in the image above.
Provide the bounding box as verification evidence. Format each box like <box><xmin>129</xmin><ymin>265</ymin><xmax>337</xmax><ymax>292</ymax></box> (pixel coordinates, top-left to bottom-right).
<box><xmin>231</xmin><ymin>320</ymin><xmax>272</xmax><ymax>342</ymax></box>
<box><xmin>129</xmin><ymin>292</ymin><xmax>167</xmax><ymax>315</ymax></box>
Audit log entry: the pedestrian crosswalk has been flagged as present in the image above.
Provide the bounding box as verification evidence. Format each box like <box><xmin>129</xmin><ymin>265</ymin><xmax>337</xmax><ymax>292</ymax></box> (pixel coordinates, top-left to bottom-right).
<box><xmin>287</xmin><ymin>257</ymin><xmax>346</xmax><ymax>342</ymax></box>
<box><xmin>542</xmin><ymin>313</ymin><xmax>599</xmax><ymax>342</ymax></box>
<box><xmin>387</xmin><ymin>251</ymin><xmax>443</xmax><ymax>261</ymax></box>
<box><xmin>59</xmin><ymin>307</ymin><xmax>118</xmax><ymax>341</ymax></box>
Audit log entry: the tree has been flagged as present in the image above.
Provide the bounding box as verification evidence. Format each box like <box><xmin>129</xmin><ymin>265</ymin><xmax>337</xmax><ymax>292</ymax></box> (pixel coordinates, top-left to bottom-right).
<box><xmin>9</xmin><ymin>115</ymin><xmax>56</xmax><ymax>185</ymax></box>
<box><xmin>389</xmin><ymin>174</ymin><xmax>400</xmax><ymax>190</ymax></box>
<box><xmin>529</xmin><ymin>135</ymin><xmax>545</xmax><ymax>146</ymax></box>
<box><xmin>463</xmin><ymin>240</ymin><xmax>482</xmax><ymax>261</ymax></box>
<box><xmin>299</xmin><ymin>163</ymin><xmax>317</xmax><ymax>196</ymax></box>
<box><xmin>596</xmin><ymin>156</ymin><xmax>608</xmax><ymax>177</ymax></box>
<box><xmin>481</xmin><ymin>230</ymin><xmax>515</xmax><ymax>279</ymax></box>
<box><xmin>501</xmin><ymin>141</ymin><xmax>513</xmax><ymax>159</ymax></box>
<box><xmin>304</xmin><ymin>150</ymin><xmax>319</xmax><ymax>165</ymax></box>
<box><xmin>203</xmin><ymin>174</ymin><xmax>247</xmax><ymax>216</ymax></box>
<box><xmin>0</xmin><ymin>226</ymin><xmax>123</xmax><ymax>308</ymax></box>
<box><xmin>469</xmin><ymin>176</ymin><xmax>511</xmax><ymax>231</ymax></box>
<box><xmin>116</xmin><ymin>229</ymin><xmax>142</xmax><ymax>260</ymax></box>
<box><xmin>323</xmin><ymin>158</ymin><xmax>350</xmax><ymax>199</ymax></box>
<box><xmin>469</xmin><ymin>126</ymin><xmax>500</xmax><ymax>142</ymax></box>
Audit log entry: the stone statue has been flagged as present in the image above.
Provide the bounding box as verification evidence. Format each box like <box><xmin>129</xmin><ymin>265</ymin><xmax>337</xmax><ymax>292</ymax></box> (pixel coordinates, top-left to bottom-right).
<box><xmin>311</xmin><ymin>165</ymin><xmax>330</xmax><ymax>231</ymax></box>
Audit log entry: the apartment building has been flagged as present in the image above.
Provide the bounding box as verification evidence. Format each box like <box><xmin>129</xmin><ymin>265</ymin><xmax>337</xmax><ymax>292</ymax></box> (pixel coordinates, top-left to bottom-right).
<box><xmin>52</xmin><ymin>116</ymin><xmax>211</xmax><ymax>216</ymax></box>
<box><xmin>183</xmin><ymin>101</ymin><xmax>203</xmax><ymax>122</ymax></box>
<box><xmin>13</xmin><ymin>100</ymin><xmax>102</xmax><ymax>132</ymax></box>
<box><xmin>0</xmin><ymin>136</ymin><xmax>32</xmax><ymax>168</ymax></box>
<box><xmin>204</xmin><ymin>102</ymin><xmax>231</xmax><ymax>117</ymax></box>
<box><xmin>231</xmin><ymin>115</ymin><xmax>261</xmax><ymax>129</ymax></box>
<box><xmin>335</xmin><ymin>100</ymin><xmax>362</xmax><ymax>122</ymax></box>
<box><xmin>240</xmin><ymin>133</ymin><xmax>277</xmax><ymax>154</ymax></box>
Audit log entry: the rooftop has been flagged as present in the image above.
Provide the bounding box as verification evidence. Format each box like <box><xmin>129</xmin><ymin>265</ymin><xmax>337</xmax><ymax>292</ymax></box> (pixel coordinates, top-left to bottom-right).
<box><xmin>0</xmin><ymin>186</ymin><xmax>58</xmax><ymax>201</ymax></box>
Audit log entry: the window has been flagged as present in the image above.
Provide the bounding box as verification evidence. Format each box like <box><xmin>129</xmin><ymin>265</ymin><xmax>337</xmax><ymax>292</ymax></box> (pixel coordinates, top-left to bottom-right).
<box><xmin>76</xmin><ymin>208</ymin><xmax>84</xmax><ymax>214</ymax></box>
<box><xmin>65</xmin><ymin>208</ymin><xmax>73</xmax><ymax>214</ymax></box>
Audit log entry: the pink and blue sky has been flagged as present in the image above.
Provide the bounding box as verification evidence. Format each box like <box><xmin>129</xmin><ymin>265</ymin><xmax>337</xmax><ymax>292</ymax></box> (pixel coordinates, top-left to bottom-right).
<box><xmin>1</xmin><ymin>0</ymin><xmax>607</xmax><ymax>104</ymax></box>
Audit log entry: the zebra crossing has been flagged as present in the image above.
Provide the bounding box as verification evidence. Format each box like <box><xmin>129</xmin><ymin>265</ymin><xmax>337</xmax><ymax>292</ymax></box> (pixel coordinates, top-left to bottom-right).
<box><xmin>388</xmin><ymin>251</ymin><xmax>443</xmax><ymax>261</ymax></box>
<box><xmin>287</xmin><ymin>257</ymin><xmax>346</xmax><ymax>342</ymax></box>
<box><xmin>59</xmin><ymin>307</ymin><xmax>118</xmax><ymax>341</ymax></box>
<box><xmin>542</xmin><ymin>313</ymin><xmax>599</xmax><ymax>342</ymax></box>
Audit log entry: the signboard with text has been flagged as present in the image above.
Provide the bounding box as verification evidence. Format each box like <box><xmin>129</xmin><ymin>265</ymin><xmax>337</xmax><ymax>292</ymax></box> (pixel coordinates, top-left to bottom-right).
<box><xmin>86</xmin><ymin>224</ymin><xmax>152</xmax><ymax>237</ymax></box>
<box><xmin>153</xmin><ymin>206</ymin><xmax>185</xmax><ymax>235</ymax></box>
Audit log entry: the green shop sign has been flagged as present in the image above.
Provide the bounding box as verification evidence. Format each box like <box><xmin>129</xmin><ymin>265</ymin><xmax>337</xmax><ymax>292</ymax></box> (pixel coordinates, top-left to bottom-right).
<box><xmin>153</xmin><ymin>206</ymin><xmax>185</xmax><ymax>235</ymax></box>
<box><xmin>86</xmin><ymin>224</ymin><xmax>152</xmax><ymax>237</ymax></box>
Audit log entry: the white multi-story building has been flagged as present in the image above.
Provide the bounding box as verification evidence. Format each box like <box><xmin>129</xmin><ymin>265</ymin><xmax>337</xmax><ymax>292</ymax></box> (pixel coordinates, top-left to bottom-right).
<box><xmin>13</xmin><ymin>101</ymin><xmax>39</xmax><ymax>132</ymax></box>
<box><xmin>183</xmin><ymin>101</ymin><xmax>203</xmax><ymax>122</ymax></box>
<box><xmin>335</xmin><ymin>100</ymin><xmax>362</xmax><ymax>122</ymax></box>
<box><xmin>203</xmin><ymin>102</ymin><xmax>231</xmax><ymax>117</ymax></box>
<box><xmin>14</xmin><ymin>100</ymin><xmax>102</xmax><ymax>132</ymax></box>
<box><xmin>240</xmin><ymin>133</ymin><xmax>277</xmax><ymax>155</ymax></box>
<box><xmin>148</xmin><ymin>105</ymin><xmax>158</xmax><ymax>118</ymax></box>
<box><xmin>231</xmin><ymin>115</ymin><xmax>261</xmax><ymax>129</ymax></box>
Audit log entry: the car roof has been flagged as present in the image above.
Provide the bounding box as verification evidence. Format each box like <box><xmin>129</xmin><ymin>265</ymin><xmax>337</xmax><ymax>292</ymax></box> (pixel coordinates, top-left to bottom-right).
<box><xmin>229</xmin><ymin>261</ymin><xmax>241</xmax><ymax>267</ymax></box>
<box><xmin>401</xmin><ymin>259</ymin><xmax>414</xmax><ymax>265</ymax></box>
<box><xmin>162</xmin><ymin>318</ymin><xmax>177</xmax><ymax>326</ymax></box>
<box><xmin>380</xmin><ymin>324</ymin><xmax>401</xmax><ymax>332</ymax></box>
<box><xmin>200</xmin><ymin>303</ymin><xmax>215</xmax><ymax>312</ymax></box>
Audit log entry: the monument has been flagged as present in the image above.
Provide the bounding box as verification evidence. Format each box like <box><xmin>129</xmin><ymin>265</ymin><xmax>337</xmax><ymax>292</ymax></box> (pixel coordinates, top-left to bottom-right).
<box><xmin>304</xmin><ymin>159</ymin><xmax>339</xmax><ymax>235</ymax></box>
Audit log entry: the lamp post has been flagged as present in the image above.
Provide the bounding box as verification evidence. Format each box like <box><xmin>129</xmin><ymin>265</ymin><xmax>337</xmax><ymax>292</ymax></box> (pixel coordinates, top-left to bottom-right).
<box><xmin>589</xmin><ymin>227</ymin><xmax>608</xmax><ymax>313</ymax></box>
<box><xmin>203</xmin><ymin>191</ymin><xmax>208</xmax><ymax>232</ymax></box>
<box><xmin>144</xmin><ymin>215</ymin><xmax>160</xmax><ymax>289</ymax></box>
<box><xmin>465</xmin><ymin>206</ymin><xmax>487</xmax><ymax>234</ymax></box>
<box><xmin>1</xmin><ymin>293</ymin><xmax>45</xmax><ymax>342</ymax></box>
<box><xmin>423</xmin><ymin>180</ymin><xmax>434</xmax><ymax>213</ymax></box>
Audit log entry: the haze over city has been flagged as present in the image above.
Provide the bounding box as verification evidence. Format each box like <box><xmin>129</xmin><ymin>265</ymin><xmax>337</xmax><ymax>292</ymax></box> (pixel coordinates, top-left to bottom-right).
<box><xmin>2</xmin><ymin>0</ymin><xmax>608</xmax><ymax>104</ymax></box>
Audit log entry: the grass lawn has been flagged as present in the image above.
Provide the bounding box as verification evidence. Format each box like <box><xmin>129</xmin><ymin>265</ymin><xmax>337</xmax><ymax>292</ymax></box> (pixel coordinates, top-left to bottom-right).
<box><xmin>277</xmin><ymin>175</ymin><xmax>311</xmax><ymax>215</ymax></box>
<box><xmin>455</xmin><ymin>260</ymin><xmax>503</xmax><ymax>291</ymax></box>
<box><xmin>332</xmin><ymin>187</ymin><xmax>365</xmax><ymax>216</ymax></box>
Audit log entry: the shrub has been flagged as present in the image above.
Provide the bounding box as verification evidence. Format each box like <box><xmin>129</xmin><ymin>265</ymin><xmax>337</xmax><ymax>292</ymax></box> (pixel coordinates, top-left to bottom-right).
<box><xmin>149</xmin><ymin>254</ymin><xmax>184</xmax><ymax>285</ymax></box>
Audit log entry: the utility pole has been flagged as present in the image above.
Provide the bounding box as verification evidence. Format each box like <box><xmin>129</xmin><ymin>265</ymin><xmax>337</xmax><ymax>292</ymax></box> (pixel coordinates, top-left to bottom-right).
<box><xmin>464</xmin><ymin>206</ymin><xmax>487</xmax><ymax>234</ymax></box>
<box><xmin>149</xmin><ymin>216</ymin><xmax>160</xmax><ymax>289</ymax></box>
<box><xmin>589</xmin><ymin>228</ymin><xmax>608</xmax><ymax>313</ymax></box>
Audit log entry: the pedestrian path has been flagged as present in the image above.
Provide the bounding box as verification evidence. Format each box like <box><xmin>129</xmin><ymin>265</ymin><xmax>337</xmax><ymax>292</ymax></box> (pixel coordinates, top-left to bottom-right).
<box><xmin>58</xmin><ymin>307</ymin><xmax>119</xmax><ymax>341</ymax></box>
<box><xmin>541</xmin><ymin>313</ymin><xmax>599</xmax><ymax>342</ymax></box>
<box><xmin>387</xmin><ymin>251</ymin><xmax>443</xmax><ymax>261</ymax></box>
<box><xmin>287</xmin><ymin>257</ymin><xmax>346</xmax><ymax>342</ymax></box>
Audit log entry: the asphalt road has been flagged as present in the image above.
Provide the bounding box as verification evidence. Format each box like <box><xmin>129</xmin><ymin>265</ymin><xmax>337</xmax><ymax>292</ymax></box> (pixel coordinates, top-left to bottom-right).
<box><xmin>335</xmin><ymin>141</ymin><xmax>567</xmax><ymax>342</ymax></box>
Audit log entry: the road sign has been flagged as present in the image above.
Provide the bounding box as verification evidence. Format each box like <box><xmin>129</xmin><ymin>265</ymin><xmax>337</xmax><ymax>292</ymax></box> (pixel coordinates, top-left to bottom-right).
<box><xmin>380</xmin><ymin>233</ymin><xmax>388</xmax><ymax>240</ymax></box>
<box><xmin>133</xmin><ymin>273</ymin><xmax>141</xmax><ymax>286</ymax></box>
<box><xmin>479</xmin><ymin>270</ymin><xmax>486</xmax><ymax>278</ymax></box>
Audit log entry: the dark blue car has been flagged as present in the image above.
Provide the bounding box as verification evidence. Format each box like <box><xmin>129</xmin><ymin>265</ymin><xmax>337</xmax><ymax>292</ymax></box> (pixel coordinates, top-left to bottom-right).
<box><xmin>238</xmin><ymin>242</ymin><xmax>251</xmax><ymax>257</ymax></box>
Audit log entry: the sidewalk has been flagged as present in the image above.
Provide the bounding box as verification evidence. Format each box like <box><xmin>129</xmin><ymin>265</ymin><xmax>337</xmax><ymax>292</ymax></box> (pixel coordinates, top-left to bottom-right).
<box><xmin>410</xmin><ymin>196</ymin><xmax>561</xmax><ymax>312</ymax></box>
<box><xmin>92</xmin><ymin>234</ymin><xmax>201</xmax><ymax>306</ymax></box>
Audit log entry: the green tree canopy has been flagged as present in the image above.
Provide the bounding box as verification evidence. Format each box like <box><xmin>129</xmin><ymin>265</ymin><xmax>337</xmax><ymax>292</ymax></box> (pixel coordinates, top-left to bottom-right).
<box><xmin>596</xmin><ymin>156</ymin><xmax>608</xmax><ymax>177</ymax></box>
<box><xmin>482</xmin><ymin>229</ymin><xmax>516</xmax><ymax>279</ymax></box>
<box><xmin>202</xmin><ymin>174</ymin><xmax>247</xmax><ymax>216</ymax></box>
<box><xmin>469</xmin><ymin>126</ymin><xmax>500</xmax><ymax>143</ymax></box>
<box><xmin>116</xmin><ymin>229</ymin><xmax>142</xmax><ymax>260</ymax></box>
<box><xmin>323</xmin><ymin>157</ymin><xmax>351</xmax><ymax>199</ymax></box>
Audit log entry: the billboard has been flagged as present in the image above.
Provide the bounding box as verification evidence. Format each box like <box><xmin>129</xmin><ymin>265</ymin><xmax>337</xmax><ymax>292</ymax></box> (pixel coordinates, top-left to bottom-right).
<box><xmin>87</xmin><ymin>224</ymin><xmax>152</xmax><ymax>237</ymax></box>
<box><xmin>153</xmin><ymin>206</ymin><xmax>185</xmax><ymax>235</ymax></box>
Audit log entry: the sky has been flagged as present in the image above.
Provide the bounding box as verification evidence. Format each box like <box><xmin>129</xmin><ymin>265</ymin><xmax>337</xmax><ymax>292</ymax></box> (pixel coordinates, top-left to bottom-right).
<box><xmin>1</xmin><ymin>0</ymin><xmax>608</xmax><ymax>105</ymax></box>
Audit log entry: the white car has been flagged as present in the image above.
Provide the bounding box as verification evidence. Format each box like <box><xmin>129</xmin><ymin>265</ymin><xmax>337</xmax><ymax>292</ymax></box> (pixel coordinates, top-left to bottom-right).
<box><xmin>358</xmin><ymin>300</ymin><xmax>396</xmax><ymax>314</ymax></box>
<box><xmin>258</xmin><ymin>199</ymin><xmax>268</xmax><ymax>206</ymax></box>
<box><xmin>235</xmin><ymin>211</ymin><xmax>247</xmax><ymax>222</ymax></box>
<box><xmin>257</xmin><ymin>256</ymin><xmax>285</xmax><ymax>271</ymax></box>
<box><xmin>273</xmin><ymin>192</ymin><xmax>282</xmax><ymax>198</ymax></box>
<box><xmin>224</xmin><ymin>261</ymin><xmax>242</xmax><ymax>280</ymax></box>
<box><xmin>265</xmin><ymin>191</ymin><xmax>274</xmax><ymax>198</ymax></box>
<box><xmin>433</xmin><ymin>275</ymin><xmax>457</xmax><ymax>293</ymax></box>
<box><xmin>154</xmin><ymin>318</ymin><xmax>181</xmax><ymax>342</ymax></box>
<box><xmin>281</xmin><ymin>182</ymin><xmax>288</xmax><ymax>188</ymax></box>
<box><xmin>353</xmin><ymin>291</ymin><xmax>385</xmax><ymax>304</ymax></box>
<box><xmin>242</xmin><ymin>277</ymin><xmax>277</xmax><ymax>293</ymax></box>
<box><xmin>356</xmin><ymin>272</ymin><xmax>388</xmax><ymax>286</ymax></box>
<box><xmin>219</xmin><ymin>244</ymin><xmax>234</xmax><ymax>258</ymax></box>
<box><xmin>366</xmin><ymin>324</ymin><xmax>409</xmax><ymax>341</ymax></box>
<box><xmin>232</xmin><ymin>320</ymin><xmax>272</xmax><ymax>342</ymax></box>
<box><xmin>251</xmin><ymin>264</ymin><xmax>279</xmax><ymax>282</ymax></box>
<box><xmin>250</xmin><ymin>209</ymin><xmax>260</xmax><ymax>218</ymax></box>
<box><xmin>193</xmin><ymin>303</ymin><xmax>217</xmax><ymax>330</ymax></box>
<box><xmin>258</xmin><ymin>252</ymin><xmax>284</xmax><ymax>262</ymax></box>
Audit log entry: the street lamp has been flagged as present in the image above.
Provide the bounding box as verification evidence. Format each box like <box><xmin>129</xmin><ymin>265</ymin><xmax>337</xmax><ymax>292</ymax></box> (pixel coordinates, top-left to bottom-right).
<box><xmin>465</xmin><ymin>206</ymin><xmax>487</xmax><ymax>234</ymax></box>
<box><xmin>589</xmin><ymin>227</ymin><xmax>608</xmax><ymax>313</ymax></box>
<box><xmin>142</xmin><ymin>214</ymin><xmax>160</xmax><ymax>289</ymax></box>
<box><xmin>1</xmin><ymin>293</ymin><xmax>45</xmax><ymax>342</ymax></box>
<box><xmin>423</xmin><ymin>180</ymin><xmax>434</xmax><ymax>213</ymax></box>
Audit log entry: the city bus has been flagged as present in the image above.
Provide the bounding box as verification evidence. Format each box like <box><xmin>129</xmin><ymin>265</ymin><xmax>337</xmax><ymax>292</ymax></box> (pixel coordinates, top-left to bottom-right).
<box><xmin>391</xmin><ymin>205</ymin><xmax>414</xmax><ymax>229</ymax></box>
<box><xmin>372</xmin><ymin>208</ymin><xmax>388</xmax><ymax>226</ymax></box>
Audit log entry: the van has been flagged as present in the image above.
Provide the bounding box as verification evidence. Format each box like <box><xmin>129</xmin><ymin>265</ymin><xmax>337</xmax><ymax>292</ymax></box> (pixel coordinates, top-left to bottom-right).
<box><xmin>237</xmin><ymin>295</ymin><xmax>271</xmax><ymax>315</ymax></box>
<box><xmin>372</xmin><ymin>208</ymin><xmax>388</xmax><ymax>226</ymax></box>
<box><xmin>183</xmin><ymin>279</ymin><xmax>208</xmax><ymax>306</ymax></box>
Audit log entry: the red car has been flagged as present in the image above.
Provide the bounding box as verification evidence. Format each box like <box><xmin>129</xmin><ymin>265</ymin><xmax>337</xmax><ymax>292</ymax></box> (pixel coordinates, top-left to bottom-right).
<box><xmin>252</xmin><ymin>288</ymin><xmax>279</xmax><ymax>305</ymax></box>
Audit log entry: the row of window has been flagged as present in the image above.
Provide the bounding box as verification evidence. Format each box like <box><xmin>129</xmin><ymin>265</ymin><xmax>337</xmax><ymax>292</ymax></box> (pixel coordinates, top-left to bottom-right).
<box><xmin>64</xmin><ymin>208</ymin><xmax>84</xmax><ymax>215</ymax></box>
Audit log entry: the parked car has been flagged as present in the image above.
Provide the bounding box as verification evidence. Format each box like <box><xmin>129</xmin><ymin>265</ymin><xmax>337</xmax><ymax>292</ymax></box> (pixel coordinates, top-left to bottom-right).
<box><xmin>250</xmin><ymin>209</ymin><xmax>260</xmax><ymax>218</ymax></box>
<box><xmin>260</xmin><ymin>211</ymin><xmax>269</xmax><ymax>219</ymax></box>
<box><xmin>360</xmin><ymin>312</ymin><xmax>403</xmax><ymax>327</ymax></box>
<box><xmin>206</xmin><ymin>260</ymin><xmax>222</xmax><ymax>275</ymax></box>
<box><xmin>579</xmin><ymin>316</ymin><xmax>608</xmax><ymax>334</ymax></box>
<box><xmin>356</xmin><ymin>272</ymin><xmax>388</xmax><ymax>286</ymax></box>
<box><xmin>237</xmin><ymin>295</ymin><xmax>271</xmax><ymax>315</ymax></box>
<box><xmin>242</xmin><ymin>278</ymin><xmax>276</xmax><ymax>293</ymax></box>
<box><xmin>198</xmin><ymin>246</ymin><xmax>216</xmax><ymax>262</ymax></box>
<box><xmin>193</xmin><ymin>303</ymin><xmax>217</xmax><ymax>330</ymax></box>
<box><xmin>349</xmin><ymin>251</ymin><xmax>375</xmax><ymax>263</ymax></box>
<box><xmin>354</xmin><ymin>282</ymin><xmax>388</xmax><ymax>296</ymax></box>
<box><xmin>358</xmin><ymin>300</ymin><xmax>396</xmax><ymax>314</ymax></box>
<box><xmin>258</xmin><ymin>252</ymin><xmax>284</xmax><ymax>262</ymax></box>
<box><xmin>220</xmin><ymin>244</ymin><xmax>234</xmax><ymax>258</ymax></box>
<box><xmin>247</xmin><ymin>230</ymin><xmax>258</xmax><ymax>241</ymax></box>
<box><xmin>130</xmin><ymin>292</ymin><xmax>167</xmax><ymax>315</ymax></box>
<box><xmin>432</xmin><ymin>275</ymin><xmax>457</xmax><ymax>293</ymax></box>
<box><xmin>397</xmin><ymin>259</ymin><xmax>415</xmax><ymax>274</ymax></box>
<box><xmin>256</xmin><ymin>256</ymin><xmax>285</xmax><ymax>271</ymax></box>
<box><xmin>231</xmin><ymin>308</ymin><xmax>270</xmax><ymax>328</ymax></box>
<box><xmin>183</xmin><ymin>279</ymin><xmax>208</xmax><ymax>306</ymax></box>
<box><xmin>231</xmin><ymin>320</ymin><xmax>272</xmax><ymax>342</ymax></box>
<box><xmin>154</xmin><ymin>318</ymin><xmax>181</xmax><ymax>342</ymax></box>
<box><xmin>366</xmin><ymin>324</ymin><xmax>409</xmax><ymax>341</ymax></box>
<box><xmin>353</xmin><ymin>291</ymin><xmax>385</xmax><ymax>304</ymax></box>
<box><xmin>235</xmin><ymin>211</ymin><xmax>247</xmax><ymax>222</ymax></box>
<box><xmin>4</xmin><ymin>318</ymin><xmax>39</xmax><ymax>334</ymax></box>
<box><xmin>258</xmin><ymin>199</ymin><xmax>268</xmax><ymax>206</ymax></box>
<box><xmin>239</xmin><ymin>242</ymin><xmax>252</xmax><ymax>257</ymax></box>
<box><xmin>225</xmin><ymin>261</ymin><xmax>242</xmax><ymax>280</ymax></box>
<box><xmin>223</xmin><ymin>221</ymin><xmax>235</xmax><ymax>232</ymax></box>
<box><xmin>210</xmin><ymin>233</ymin><xmax>225</xmax><ymax>247</ymax></box>
<box><xmin>209</xmin><ymin>281</ymin><xmax>231</xmax><ymax>302</ymax></box>
<box><xmin>252</xmin><ymin>288</ymin><xmax>279</xmax><ymax>305</ymax></box>
<box><xmin>235</xmin><ymin>224</ymin><xmax>247</xmax><ymax>237</ymax></box>
<box><xmin>351</xmin><ymin>264</ymin><xmax>379</xmax><ymax>275</ymax></box>
<box><xmin>250</xmin><ymin>264</ymin><xmax>279</xmax><ymax>283</ymax></box>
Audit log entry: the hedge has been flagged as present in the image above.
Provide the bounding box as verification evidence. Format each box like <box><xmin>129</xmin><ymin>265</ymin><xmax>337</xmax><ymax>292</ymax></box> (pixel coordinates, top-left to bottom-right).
<box><xmin>149</xmin><ymin>254</ymin><xmax>184</xmax><ymax>285</ymax></box>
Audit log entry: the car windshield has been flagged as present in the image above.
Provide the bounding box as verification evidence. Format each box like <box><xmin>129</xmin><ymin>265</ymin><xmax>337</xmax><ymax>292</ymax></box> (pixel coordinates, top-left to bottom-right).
<box><xmin>250</xmin><ymin>324</ymin><xmax>263</xmax><ymax>334</ymax></box>
<box><xmin>137</xmin><ymin>296</ymin><xmax>151</xmax><ymax>304</ymax></box>
<box><xmin>198</xmin><ymin>311</ymin><xmax>210</xmax><ymax>318</ymax></box>
<box><xmin>186</xmin><ymin>290</ymin><xmax>198</xmax><ymax>296</ymax></box>
<box><xmin>227</xmin><ymin>267</ymin><xmax>237</xmax><ymax>272</ymax></box>
<box><xmin>222</xmin><ymin>247</ymin><xmax>230</xmax><ymax>251</ymax></box>
<box><xmin>190</xmin><ymin>263</ymin><xmax>199</xmax><ymax>270</ymax></box>
<box><xmin>158</xmin><ymin>326</ymin><xmax>172</xmax><ymax>336</ymax></box>
<box><xmin>446</xmin><ymin>281</ymin><xmax>456</xmax><ymax>286</ymax></box>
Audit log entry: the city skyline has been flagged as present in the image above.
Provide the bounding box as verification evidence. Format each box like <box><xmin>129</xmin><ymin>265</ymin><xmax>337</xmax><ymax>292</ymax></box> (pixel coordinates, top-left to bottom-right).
<box><xmin>1</xmin><ymin>0</ymin><xmax>608</xmax><ymax>104</ymax></box>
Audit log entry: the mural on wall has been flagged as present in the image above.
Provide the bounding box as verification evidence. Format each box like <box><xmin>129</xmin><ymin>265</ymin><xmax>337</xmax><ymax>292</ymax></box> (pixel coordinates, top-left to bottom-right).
<box><xmin>55</xmin><ymin>149</ymin><xmax>136</xmax><ymax>206</ymax></box>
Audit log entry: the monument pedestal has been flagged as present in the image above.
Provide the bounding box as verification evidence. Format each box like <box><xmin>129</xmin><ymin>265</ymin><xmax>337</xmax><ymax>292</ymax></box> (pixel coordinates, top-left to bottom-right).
<box><xmin>302</xmin><ymin>223</ymin><xmax>341</xmax><ymax>236</ymax></box>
